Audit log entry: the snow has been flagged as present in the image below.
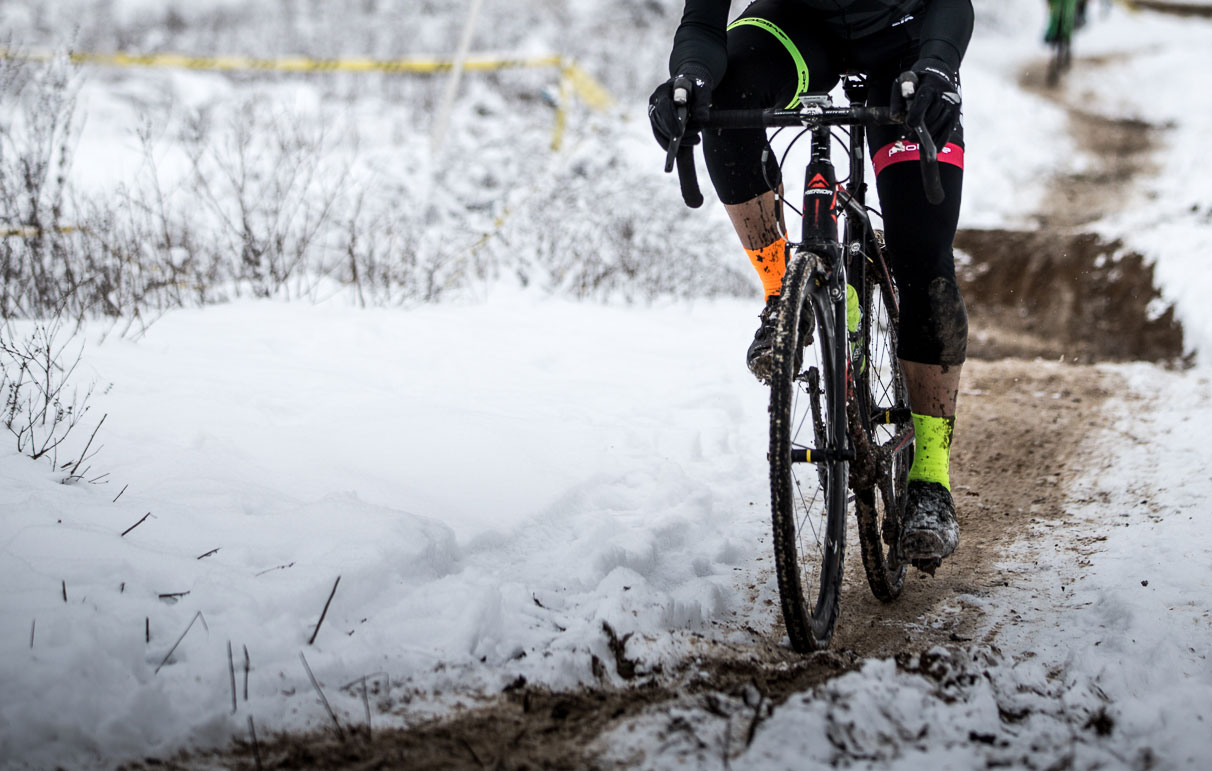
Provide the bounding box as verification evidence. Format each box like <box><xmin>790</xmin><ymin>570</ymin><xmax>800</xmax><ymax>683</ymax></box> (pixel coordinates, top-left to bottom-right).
<box><xmin>3</xmin><ymin>1</ymin><xmax>1212</xmax><ymax>769</ymax></box>
<box><xmin>1065</xmin><ymin>7</ymin><xmax>1212</xmax><ymax>360</ymax></box>
<box><xmin>728</xmin><ymin>363</ymin><xmax>1212</xmax><ymax>770</ymax></box>
<box><xmin>0</xmin><ymin>296</ymin><xmax>778</xmax><ymax>768</ymax></box>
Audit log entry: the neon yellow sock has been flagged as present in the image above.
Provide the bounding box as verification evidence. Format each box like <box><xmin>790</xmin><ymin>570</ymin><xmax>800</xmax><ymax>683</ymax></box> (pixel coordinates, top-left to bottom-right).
<box><xmin>846</xmin><ymin>284</ymin><xmax>860</xmax><ymax>336</ymax></box>
<box><xmin>908</xmin><ymin>412</ymin><xmax>955</xmax><ymax>490</ymax></box>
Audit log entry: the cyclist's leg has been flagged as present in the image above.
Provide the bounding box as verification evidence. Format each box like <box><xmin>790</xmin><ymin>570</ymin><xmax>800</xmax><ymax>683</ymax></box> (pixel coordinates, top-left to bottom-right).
<box><xmin>702</xmin><ymin>0</ymin><xmax>840</xmax><ymax>299</ymax></box>
<box><xmin>866</xmin><ymin>64</ymin><xmax>967</xmax><ymax>561</ymax></box>
<box><xmin>1045</xmin><ymin>0</ymin><xmax>1064</xmax><ymax>43</ymax></box>
<box><xmin>876</xmin><ymin>158</ymin><xmax>965</xmax><ymax>559</ymax></box>
<box><xmin>864</xmin><ymin>65</ymin><xmax>967</xmax><ymax>414</ymax></box>
<box><xmin>1066</xmin><ymin>0</ymin><xmax>1081</xmax><ymax>39</ymax></box>
<box><xmin>870</xmin><ymin>153</ymin><xmax>966</xmax><ymax>463</ymax></box>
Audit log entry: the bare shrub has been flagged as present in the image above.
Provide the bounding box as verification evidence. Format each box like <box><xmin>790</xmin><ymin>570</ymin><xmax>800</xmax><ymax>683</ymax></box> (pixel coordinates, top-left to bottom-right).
<box><xmin>498</xmin><ymin>145</ymin><xmax>754</xmax><ymax>303</ymax></box>
<box><xmin>338</xmin><ymin>183</ymin><xmax>460</xmax><ymax>306</ymax></box>
<box><xmin>3</xmin><ymin>6</ymin><xmax>747</xmax><ymax>318</ymax></box>
<box><xmin>0</xmin><ymin>51</ymin><xmax>86</xmax><ymax>319</ymax></box>
<box><xmin>177</xmin><ymin>99</ymin><xmax>352</xmax><ymax>299</ymax></box>
<box><xmin>1</xmin><ymin>317</ymin><xmax>106</xmax><ymax>480</ymax></box>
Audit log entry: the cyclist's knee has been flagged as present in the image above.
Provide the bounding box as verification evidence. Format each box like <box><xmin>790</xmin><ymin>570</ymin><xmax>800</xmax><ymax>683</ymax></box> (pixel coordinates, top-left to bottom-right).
<box><xmin>927</xmin><ymin>276</ymin><xmax>968</xmax><ymax>366</ymax></box>
<box><xmin>898</xmin><ymin>276</ymin><xmax>968</xmax><ymax>366</ymax></box>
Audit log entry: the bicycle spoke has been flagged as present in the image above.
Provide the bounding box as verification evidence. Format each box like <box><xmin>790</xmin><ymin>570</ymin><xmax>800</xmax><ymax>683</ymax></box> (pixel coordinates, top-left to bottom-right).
<box><xmin>851</xmin><ymin>239</ymin><xmax>910</xmax><ymax>603</ymax></box>
<box><xmin>792</xmin><ymin>469</ymin><xmax>824</xmax><ymax>545</ymax></box>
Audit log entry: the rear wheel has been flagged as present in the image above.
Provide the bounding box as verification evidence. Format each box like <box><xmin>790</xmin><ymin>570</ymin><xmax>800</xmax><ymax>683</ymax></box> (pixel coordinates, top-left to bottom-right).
<box><xmin>851</xmin><ymin>231</ymin><xmax>913</xmax><ymax>602</ymax></box>
<box><xmin>769</xmin><ymin>251</ymin><xmax>847</xmax><ymax>652</ymax></box>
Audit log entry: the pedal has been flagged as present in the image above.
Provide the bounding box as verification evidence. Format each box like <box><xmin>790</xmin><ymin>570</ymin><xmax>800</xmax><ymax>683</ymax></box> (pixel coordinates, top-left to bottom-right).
<box><xmin>911</xmin><ymin>557</ymin><xmax>941</xmax><ymax>576</ymax></box>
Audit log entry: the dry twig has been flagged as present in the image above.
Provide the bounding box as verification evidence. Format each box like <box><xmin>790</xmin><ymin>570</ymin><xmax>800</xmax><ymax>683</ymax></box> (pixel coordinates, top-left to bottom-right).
<box><xmin>155</xmin><ymin>611</ymin><xmax>208</xmax><ymax>674</ymax></box>
<box><xmin>308</xmin><ymin>576</ymin><xmax>341</xmax><ymax>645</ymax></box>
<box><xmin>299</xmin><ymin>651</ymin><xmax>345</xmax><ymax>742</ymax></box>
<box><xmin>248</xmin><ymin>716</ymin><xmax>263</xmax><ymax>771</ymax></box>
<box><xmin>120</xmin><ymin>512</ymin><xmax>152</xmax><ymax>537</ymax></box>
<box><xmin>228</xmin><ymin>641</ymin><xmax>238</xmax><ymax>714</ymax></box>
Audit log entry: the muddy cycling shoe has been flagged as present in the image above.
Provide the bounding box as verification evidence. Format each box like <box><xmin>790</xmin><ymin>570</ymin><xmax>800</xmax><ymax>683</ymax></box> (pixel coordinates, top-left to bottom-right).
<box><xmin>746</xmin><ymin>296</ymin><xmax>815</xmax><ymax>384</ymax></box>
<box><xmin>746</xmin><ymin>297</ymin><xmax>780</xmax><ymax>384</ymax></box>
<box><xmin>899</xmin><ymin>480</ymin><xmax>959</xmax><ymax>564</ymax></box>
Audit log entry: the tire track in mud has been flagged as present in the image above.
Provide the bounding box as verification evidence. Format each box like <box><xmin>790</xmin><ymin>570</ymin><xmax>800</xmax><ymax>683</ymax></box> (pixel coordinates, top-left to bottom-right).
<box><xmin>141</xmin><ymin>48</ymin><xmax>1189</xmax><ymax>771</ymax></box>
<box><xmin>1129</xmin><ymin>0</ymin><xmax>1212</xmax><ymax>18</ymax></box>
<box><xmin>1019</xmin><ymin>50</ymin><xmax>1163</xmax><ymax>229</ymax></box>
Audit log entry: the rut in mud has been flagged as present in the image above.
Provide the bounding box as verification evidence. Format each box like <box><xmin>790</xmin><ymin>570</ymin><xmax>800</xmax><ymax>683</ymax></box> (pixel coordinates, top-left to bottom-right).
<box><xmin>1019</xmin><ymin>51</ymin><xmax>1163</xmax><ymax>228</ymax></box>
<box><xmin>136</xmin><ymin>36</ymin><xmax>1190</xmax><ymax>771</ymax></box>
<box><xmin>1129</xmin><ymin>0</ymin><xmax>1212</xmax><ymax>18</ymax></box>
<box><xmin>955</xmin><ymin>229</ymin><xmax>1184</xmax><ymax>365</ymax></box>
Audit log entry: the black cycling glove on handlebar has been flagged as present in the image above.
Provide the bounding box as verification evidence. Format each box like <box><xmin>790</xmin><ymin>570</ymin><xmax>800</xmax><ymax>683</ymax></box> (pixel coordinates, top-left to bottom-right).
<box><xmin>648</xmin><ymin>71</ymin><xmax>713</xmax><ymax>150</ymax></box>
<box><xmin>891</xmin><ymin>58</ymin><xmax>962</xmax><ymax>150</ymax></box>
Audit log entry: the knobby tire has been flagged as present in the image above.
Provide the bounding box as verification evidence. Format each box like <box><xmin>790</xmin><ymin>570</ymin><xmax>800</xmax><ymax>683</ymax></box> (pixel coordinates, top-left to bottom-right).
<box><xmin>769</xmin><ymin>251</ymin><xmax>847</xmax><ymax>652</ymax></box>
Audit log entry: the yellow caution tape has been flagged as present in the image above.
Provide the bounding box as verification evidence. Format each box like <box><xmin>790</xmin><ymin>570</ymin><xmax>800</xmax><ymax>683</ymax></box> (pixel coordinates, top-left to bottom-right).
<box><xmin>1</xmin><ymin>48</ymin><xmax>613</xmax><ymax>150</ymax></box>
<box><xmin>561</xmin><ymin>61</ymin><xmax>613</xmax><ymax>111</ymax></box>
<box><xmin>0</xmin><ymin>48</ymin><xmax>611</xmax><ymax>107</ymax></box>
<box><xmin>1</xmin><ymin>225</ymin><xmax>83</xmax><ymax>238</ymax></box>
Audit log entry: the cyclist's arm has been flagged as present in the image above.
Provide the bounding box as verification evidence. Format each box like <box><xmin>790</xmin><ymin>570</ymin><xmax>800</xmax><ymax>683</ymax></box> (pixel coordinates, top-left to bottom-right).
<box><xmin>668</xmin><ymin>0</ymin><xmax>731</xmax><ymax>85</ymax></box>
<box><xmin>918</xmin><ymin>0</ymin><xmax>975</xmax><ymax>71</ymax></box>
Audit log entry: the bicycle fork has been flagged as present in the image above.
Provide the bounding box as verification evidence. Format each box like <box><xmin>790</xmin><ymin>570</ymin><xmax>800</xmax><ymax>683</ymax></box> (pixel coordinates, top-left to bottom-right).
<box><xmin>788</xmin><ymin>121</ymin><xmax>853</xmax><ymax>467</ymax></box>
<box><xmin>786</xmin><ymin>250</ymin><xmax>853</xmax><ymax>467</ymax></box>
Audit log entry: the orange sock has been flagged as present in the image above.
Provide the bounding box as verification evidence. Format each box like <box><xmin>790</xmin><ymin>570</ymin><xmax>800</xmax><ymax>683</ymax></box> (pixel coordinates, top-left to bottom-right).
<box><xmin>745</xmin><ymin>237</ymin><xmax>787</xmax><ymax>300</ymax></box>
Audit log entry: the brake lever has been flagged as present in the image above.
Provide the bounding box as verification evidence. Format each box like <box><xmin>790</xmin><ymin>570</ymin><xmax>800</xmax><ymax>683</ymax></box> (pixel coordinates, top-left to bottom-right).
<box><xmin>911</xmin><ymin>123</ymin><xmax>945</xmax><ymax>205</ymax></box>
<box><xmin>663</xmin><ymin>83</ymin><xmax>691</xmax><ymax>173</ymax></box>
<box><xmin>897</xmin><ymin>71</ymin><xmax>945</xmax><ymax>205</ymax></box>
<box><xmin>664</xmin><ymin>77</ymin><xmax>704</xmax><ymax>207</ymax></box>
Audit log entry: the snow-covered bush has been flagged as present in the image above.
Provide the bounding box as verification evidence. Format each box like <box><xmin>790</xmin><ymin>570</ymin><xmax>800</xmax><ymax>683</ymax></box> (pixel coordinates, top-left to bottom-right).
<box><xmin>1</xmin><ymin>0</ymin><xmax>758</xmax><ymax>320</ymax></box>
<box><xmin>0</xmin><ymin>52</ymin><xmax>84</xmax><ymax>318</ymax></box>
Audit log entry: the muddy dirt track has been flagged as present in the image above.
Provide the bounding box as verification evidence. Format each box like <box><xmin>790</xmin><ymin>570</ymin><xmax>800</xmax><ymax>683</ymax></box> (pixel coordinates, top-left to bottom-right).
<box><xmin>129</xmin><ymin>41</ymin><xmax>1189</xmax><ymax>771</ymax></box>
<box><xmin>1130</xmin><ymin>0</ymin><xmax>1212</xmax><ymax>18</ymax></box>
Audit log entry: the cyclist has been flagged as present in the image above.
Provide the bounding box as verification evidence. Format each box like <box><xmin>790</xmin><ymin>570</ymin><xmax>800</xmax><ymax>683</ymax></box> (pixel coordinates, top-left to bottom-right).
<box><xmin>1044</xmin><ymin>0</ymin><xmax>1089</xmax><ymax>43</ymax></box>
<box><xmin>649</xmin><ymin>0</ymin><xmax>973</xmax><ymax>564</ymax></box>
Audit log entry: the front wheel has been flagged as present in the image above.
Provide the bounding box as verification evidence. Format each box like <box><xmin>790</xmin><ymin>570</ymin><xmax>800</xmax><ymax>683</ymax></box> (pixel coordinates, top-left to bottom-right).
<box><xmin>768</xmin><ymin>251</ymin><xmax>847</xmax><ymax>652</ymax></box>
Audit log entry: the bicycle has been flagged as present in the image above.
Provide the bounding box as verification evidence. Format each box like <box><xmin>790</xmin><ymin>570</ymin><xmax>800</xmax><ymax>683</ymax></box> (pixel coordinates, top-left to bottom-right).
<box><xmin>663</xmin><ymin>73</ymin><xmax>944</xmax><ymax>651</ymax></box>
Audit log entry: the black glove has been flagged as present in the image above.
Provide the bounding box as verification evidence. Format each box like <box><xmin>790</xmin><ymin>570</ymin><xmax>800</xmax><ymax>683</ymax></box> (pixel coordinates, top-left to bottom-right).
<box><xmin>891</xmin><ymin>58</ymin><xmax>961</xmax><ymax>150</ymax></box>
<box><xmin>648</xmin><ymin>71</ymin><xmax>713</xmax><ymax>150</ymax></box>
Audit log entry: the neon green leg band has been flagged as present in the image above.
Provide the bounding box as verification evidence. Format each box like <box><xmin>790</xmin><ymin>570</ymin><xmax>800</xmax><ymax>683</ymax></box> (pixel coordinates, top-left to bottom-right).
<box><xmin>908</xmin><ymin>412</ymin><xmax>955</xmax><ymax>490</ymax></box>
<box><xmin>727</xmin><ymin>17</ymin><xmax>810</xmax><ymax>108</ymax></box>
